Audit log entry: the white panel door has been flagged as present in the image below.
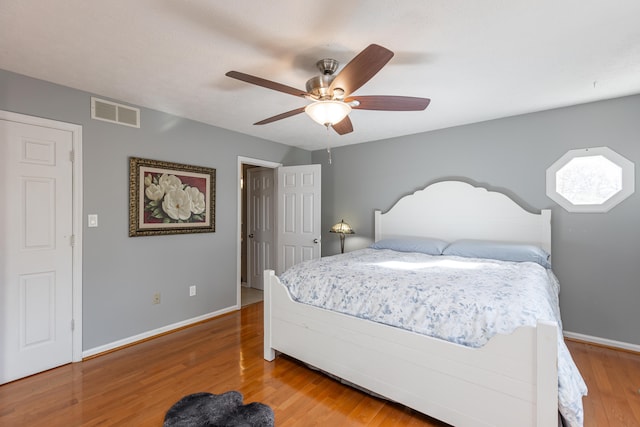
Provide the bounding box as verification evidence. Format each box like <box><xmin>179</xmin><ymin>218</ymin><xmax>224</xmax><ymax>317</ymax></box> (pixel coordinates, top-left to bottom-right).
<box><xmin>247</xmin><ymin>167</ymin><xmax>275</xmax><ymax>290</ymax></box>
<box><xmin>0</xmin><ymin>120</ymin><xmax>74</xmax><ymax>384</ymax></box>
<box><xmin>276</xmin><ymin>165</ymin><xmax>321</xmax><ymax>274</ymax></box>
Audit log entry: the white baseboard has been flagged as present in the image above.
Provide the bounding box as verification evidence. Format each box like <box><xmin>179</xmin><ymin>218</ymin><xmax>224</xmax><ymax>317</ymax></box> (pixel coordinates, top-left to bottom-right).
<box><xmin>82</xmin><ymin>305</ymin><xmax>239</xmax><ymax>359</ymax></box>
<box><xmin>564</xmin><ymin>330</ymin><xmax>640</xmax><ymax>353</ymax></box>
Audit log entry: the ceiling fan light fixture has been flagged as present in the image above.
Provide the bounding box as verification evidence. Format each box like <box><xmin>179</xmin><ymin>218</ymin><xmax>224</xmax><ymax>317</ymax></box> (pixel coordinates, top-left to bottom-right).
<box><xmin>305</xmin><ymin>100</ymin><xmax>352</xmax><ymax>126</ymax></box>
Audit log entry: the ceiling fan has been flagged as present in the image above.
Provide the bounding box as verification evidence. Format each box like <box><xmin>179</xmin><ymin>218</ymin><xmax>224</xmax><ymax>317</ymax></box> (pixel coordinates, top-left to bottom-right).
<box><xmin>225</xmin><ymin>44</ymin><xmax>431</xmax><ymax>135</ymax></box>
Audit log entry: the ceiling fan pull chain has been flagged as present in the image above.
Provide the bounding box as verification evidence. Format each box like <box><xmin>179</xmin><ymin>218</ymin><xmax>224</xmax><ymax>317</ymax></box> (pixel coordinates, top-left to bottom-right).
<box><xmin>325</xmin><ymin>124</ymin><xmax>332</xmax><ymax>165</ymax></box>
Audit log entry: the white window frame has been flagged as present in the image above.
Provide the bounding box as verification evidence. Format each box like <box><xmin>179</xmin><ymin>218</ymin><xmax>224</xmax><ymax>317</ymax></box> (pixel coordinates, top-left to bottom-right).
<box><xmin>546</xmin><ymin>146</ymin><xmax>634</xmax><ymax>213</ymax></box>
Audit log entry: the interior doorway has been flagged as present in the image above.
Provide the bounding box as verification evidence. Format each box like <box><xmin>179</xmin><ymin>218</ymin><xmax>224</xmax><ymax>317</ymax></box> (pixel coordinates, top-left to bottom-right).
<box><xmin>244</xmin><ymin>166</ymin><xmax>276</xmax><ymax>291</ymax></box>
<box><xmin>237</xmin><ymin>157</ymin><xmax>280</xmax><ymax>308</ymax></box>
<box><xmin>236</xmin><ymin>158</ymin><xmax>322</xmax><ymax>308</ymax></box>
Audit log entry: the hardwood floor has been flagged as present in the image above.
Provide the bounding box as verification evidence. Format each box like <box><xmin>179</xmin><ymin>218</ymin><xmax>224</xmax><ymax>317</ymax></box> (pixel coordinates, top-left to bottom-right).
<box><xmin>1</xmin><ymin>302</ymin><xmax>638</xmax><ymax>426</ymax></box>
<box><xmin>566</xmin><ymin>339</ymin><xmax>640</xmax><ymax>426</ymax></box>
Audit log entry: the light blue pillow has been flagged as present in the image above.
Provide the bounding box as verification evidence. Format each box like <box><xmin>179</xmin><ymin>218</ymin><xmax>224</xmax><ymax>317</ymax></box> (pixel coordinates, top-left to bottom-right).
<box><xmin>370</xmin><ymin>237</ymin><xmax>448</xmax><ymax>256</ymax></box>
<box><xmin>442</xmin><ymin>239</ymin><xmax>551</xmax><ymax>268</ymax></box>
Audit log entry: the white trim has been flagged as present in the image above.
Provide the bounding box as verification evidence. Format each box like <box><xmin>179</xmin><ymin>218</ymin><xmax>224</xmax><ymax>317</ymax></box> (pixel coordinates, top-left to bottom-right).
<box><xmin>236</xmin><ymin>156</ymin><xmax>281</xmax><ymax>307</ymax></box>
<box><xmin>564</xmin><ymin>330</ymin><xmax>640</xmax><ymax>353</ymax></box>
<box><xmin>0</xmin><ymin>110</ymin><xmax>83</xmax><ymax>363</ymax></box>
<box><xmin>82</xmin><ymin>305</ymin><xmax>237</xmax><ymax>359</ymax></box>
<box><xmin>546</xmin><ymin>146</ymin><xmax>635</xmax><ymax>213</ymax></box>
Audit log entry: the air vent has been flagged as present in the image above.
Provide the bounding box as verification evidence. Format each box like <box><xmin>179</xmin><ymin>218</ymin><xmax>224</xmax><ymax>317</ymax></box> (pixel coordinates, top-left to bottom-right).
<box><xmin>91</xmin><ymin>97</ymin><xmax>140</xmax><ymax>128</ymax></box>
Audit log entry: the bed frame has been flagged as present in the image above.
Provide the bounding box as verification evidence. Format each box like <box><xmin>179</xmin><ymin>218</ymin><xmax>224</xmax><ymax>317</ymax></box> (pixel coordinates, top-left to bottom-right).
<box><xmin>263</xmin><ymin>181</ymin><xmax>558</xmax><ymax>427</ymax></box>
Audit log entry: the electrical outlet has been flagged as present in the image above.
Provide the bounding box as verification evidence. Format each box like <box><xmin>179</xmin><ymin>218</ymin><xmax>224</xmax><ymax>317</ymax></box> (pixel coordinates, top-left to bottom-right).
<box><xmin>189</xmin><ymin>285</ymin><xmax>196</xmax><ymax>296</ymax></box>
<box><xmin>153</xmin><ymin>292</ymin><xmax>161</xmax><ymax>304</ymax></box>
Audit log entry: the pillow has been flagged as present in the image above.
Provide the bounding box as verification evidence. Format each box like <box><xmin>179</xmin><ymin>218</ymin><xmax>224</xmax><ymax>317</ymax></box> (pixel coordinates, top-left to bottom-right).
<box><xmin>442</xmin><ymin>239</ymin><xmax>551</xmax><ymax>268</ymax></box>
<box><xmin>370</xmin><ymin>237</ymin><xmax>448</xmax><ymax>256</ymax></box>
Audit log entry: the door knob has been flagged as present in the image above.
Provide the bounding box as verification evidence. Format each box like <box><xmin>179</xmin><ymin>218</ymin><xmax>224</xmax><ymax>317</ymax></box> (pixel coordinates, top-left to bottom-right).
<box><xmin>313</xmin><ymin>238</ymin><xmax>320</xmax><ymax>244</ymax></box>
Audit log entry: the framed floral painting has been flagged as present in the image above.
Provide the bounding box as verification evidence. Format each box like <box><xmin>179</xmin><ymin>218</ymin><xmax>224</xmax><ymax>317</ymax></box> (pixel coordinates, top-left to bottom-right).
<box><xmin>129</xmin><ymin>157</ymin><xmax>216</xmax><ymax>236</ymax></box>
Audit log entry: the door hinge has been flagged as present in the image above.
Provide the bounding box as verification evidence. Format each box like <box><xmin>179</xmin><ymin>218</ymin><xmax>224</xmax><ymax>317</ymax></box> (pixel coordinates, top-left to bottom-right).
<box><xmin>71</xmin><ymin>319</ymin><xmax>75</xmax><ymax>331</ymax></box>
<box><xmin>69</xmin><ymin>150</ymin><xmax>74</xmax><ymax>162</ymax></box>
<box><xmin>70</xmin><ymin>235</ymin><xmax>75</xmax><ymax>246</ymax></box>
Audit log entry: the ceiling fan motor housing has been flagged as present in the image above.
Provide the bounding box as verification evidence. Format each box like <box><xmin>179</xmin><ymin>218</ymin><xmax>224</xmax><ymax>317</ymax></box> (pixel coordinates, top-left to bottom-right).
<box><xmin>306</xmin><ymin>58</ymin><xmax>341</xmax><ymax>99</ymax></box>
<box><xmin>305</xmin><ymin>75</ymin><xmax>333</xmax><ymax>99</ymax></box>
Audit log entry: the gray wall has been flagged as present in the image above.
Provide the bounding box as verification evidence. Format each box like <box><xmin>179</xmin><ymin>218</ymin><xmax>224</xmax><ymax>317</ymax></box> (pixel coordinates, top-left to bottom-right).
<box><xmin>0</xmin><ymin>69</ymin><xmax>311</xmax><ymax>350</ymax></box>
<box><xmin>313</xmin><ymin>94</ymin><xmax>640</xmax><ymax>346</ymax></box>
<box><xmin>3</xmin><ymin>66</ymin><xmax>639</xmax><ymax>349</ymax></box>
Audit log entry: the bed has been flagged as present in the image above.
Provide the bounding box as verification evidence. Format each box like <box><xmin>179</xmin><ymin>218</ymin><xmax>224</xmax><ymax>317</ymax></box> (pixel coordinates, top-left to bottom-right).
<box><xmin>263</xmin><ymin>181</ymin><xmax>587</xmax><ymax>427</ymax></box>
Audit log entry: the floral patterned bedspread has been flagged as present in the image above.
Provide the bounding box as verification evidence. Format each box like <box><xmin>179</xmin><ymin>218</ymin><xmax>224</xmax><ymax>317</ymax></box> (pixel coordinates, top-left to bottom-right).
<box><xmin>279</xmin><ymin>248</ymin><xmax>588</xmax><ymax>427</ymax></box>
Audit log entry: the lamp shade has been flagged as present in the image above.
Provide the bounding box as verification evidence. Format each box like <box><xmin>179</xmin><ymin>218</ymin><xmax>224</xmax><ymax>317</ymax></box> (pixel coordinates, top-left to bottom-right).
<box><xmin>305</xmin><ymin>100</ymin><xmax>352</xmax><ymax>126</ymax></box>
<box><xmin>330</xmin><ymin>219</ymin><xmax>354</xmax><ymax>234</ymax></box>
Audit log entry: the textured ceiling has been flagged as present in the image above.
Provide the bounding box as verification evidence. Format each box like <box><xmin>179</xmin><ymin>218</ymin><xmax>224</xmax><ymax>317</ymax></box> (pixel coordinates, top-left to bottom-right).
<box><xmin>1</xmin><ymin>0</ymin><xmax>640</xmax><ymax>150</ymax></box>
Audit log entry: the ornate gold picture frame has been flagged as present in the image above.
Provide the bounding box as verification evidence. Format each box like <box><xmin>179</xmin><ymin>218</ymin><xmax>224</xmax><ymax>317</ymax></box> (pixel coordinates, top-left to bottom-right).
<box><xmin>129</xmin><ymin>157</ymin><xmax>216</xmax><ymax>236</ymax></box>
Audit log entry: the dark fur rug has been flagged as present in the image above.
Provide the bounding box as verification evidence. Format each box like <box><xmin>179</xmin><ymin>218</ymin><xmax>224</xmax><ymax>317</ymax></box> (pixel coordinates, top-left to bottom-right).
<box><xmin>163</xmin><ymin>391</ymin><xmax>274</xmax><ymax>427</ymax></box>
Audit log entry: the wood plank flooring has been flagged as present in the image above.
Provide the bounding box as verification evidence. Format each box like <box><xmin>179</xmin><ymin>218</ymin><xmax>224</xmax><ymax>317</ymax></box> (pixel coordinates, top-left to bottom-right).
<box><xmin>566</xmin><ymin>339</ymin><xmax>640</xmax><ymax>426</ymax></box>
<box><xmin>1</xmin><ymin>302</ymin><xmax>638</xmax><ymax>426</ymax></box>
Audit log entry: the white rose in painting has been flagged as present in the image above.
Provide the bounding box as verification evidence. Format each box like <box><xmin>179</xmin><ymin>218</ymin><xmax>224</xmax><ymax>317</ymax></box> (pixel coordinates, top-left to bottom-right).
<box><xmin>144</xmin><ymin>174</ymin><xmax>153</xmax><ymax>187</ymax></box>
<box><xmin>162</xmin><ymin>188</ymin><xmax>192</xmax><ymax>220</ymax></box>
<box><xmin>158</xmin><ymin>174</ymin><xmax>183</xmax><ymax>193</ymax></box>
<box><xmin>185</xmin><ymin>186</ymin><xmax>206</xmax><ymax>214</ymax></box>
<box><xmin>145</xmin><ymin>183</ymin><xmax>164</xmax><ymax>201</ymax></box>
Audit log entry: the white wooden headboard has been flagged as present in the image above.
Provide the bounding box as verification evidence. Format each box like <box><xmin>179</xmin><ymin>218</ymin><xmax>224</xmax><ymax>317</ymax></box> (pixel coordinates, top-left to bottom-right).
<box><xmin>374</xmin><ymin>181</ymin><xmax>551</xmax><ymax>253</ymax></box>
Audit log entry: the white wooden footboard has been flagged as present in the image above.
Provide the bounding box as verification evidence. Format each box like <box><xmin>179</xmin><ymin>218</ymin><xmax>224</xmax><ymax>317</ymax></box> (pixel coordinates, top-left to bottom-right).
<box><xmin>264</xmin><ymin>270</ymin><xmax>558</xmax><ymax>427</ymax></box>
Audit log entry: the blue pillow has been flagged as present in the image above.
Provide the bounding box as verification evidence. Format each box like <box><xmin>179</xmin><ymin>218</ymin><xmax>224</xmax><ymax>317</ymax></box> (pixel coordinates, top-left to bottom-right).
<box><xmin>442</xmin><ymin>239</ymin><xmax>551</xmax><ymax>268</ymax></box>
<box><xmin>370</xmin><ymin>237</ymin><xmax>448</xmax><ymax>256</ymax></box>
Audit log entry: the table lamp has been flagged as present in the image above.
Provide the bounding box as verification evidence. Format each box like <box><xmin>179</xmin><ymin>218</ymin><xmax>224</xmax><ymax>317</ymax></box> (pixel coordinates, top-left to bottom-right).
<box><xmin>330</xmin><ymin>219</ymin><xmax>354</xmax><ymax>254</ymax></box>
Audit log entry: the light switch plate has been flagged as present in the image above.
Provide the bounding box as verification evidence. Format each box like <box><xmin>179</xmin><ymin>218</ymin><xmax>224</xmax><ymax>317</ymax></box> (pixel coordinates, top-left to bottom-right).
<box><xmin>88</xmin><ymin>214</ymin><xmax>98</xmax><ymax>227</ymax></box>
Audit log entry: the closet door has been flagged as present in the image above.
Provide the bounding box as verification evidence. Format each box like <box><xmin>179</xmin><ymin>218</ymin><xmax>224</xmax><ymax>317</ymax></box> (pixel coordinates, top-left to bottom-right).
<box><xmin>1</xmin><ymin>119</ymin><xmax>74</xmax><ymax>384</ymax></box>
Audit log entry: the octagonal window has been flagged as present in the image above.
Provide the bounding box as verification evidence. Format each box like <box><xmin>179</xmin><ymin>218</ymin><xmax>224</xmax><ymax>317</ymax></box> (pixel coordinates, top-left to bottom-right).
<box><xmin>556</xmin><ymin>155</ymin><xmax>622</xmax><ymax>205</ymax></box>
<box><xmin>546</xmin><ymin>147</ymin><xmax>634</xmax><ymax>213</ymax></box>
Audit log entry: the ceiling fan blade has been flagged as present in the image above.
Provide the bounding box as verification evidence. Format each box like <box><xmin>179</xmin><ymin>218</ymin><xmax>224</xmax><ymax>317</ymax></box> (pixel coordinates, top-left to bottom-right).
<box><xmin>226</xmin><ymin>71</ymin><xmax>310</xmax><ymax>98</ymax></box>
<box><xmin>347</xmin><ymin>95</ymin><xmax>431</xmax><ymax>111</ymax></box>
<box><xmin>254</xmin><ymin>107</ymin><xmax>307</xmax><ymax>125</ymax></box>
<box><xmin>331</xmin><ymin>116</ymin><xmax>354</xmax><ymax>135</ymax></box>
<box><xmin>329</xmin><ymin>44</ymin><xmax>394</xmax><ymax>97</ymax></box>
